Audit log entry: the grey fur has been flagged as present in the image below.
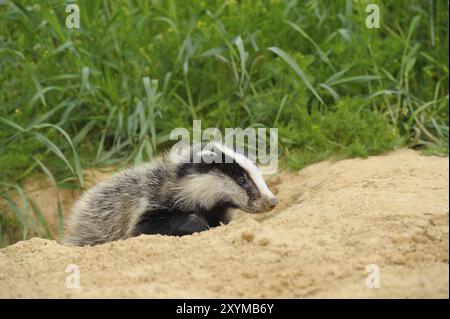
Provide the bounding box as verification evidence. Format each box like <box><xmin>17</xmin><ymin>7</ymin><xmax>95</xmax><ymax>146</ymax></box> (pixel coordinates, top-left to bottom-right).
<box><xmin>63</xmin><ymin>144</ymin><xmax>277</xmax><ymax>246</ymax></box>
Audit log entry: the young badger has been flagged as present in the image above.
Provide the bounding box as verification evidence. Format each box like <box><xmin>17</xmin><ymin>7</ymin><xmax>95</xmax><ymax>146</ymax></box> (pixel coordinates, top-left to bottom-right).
<box><xmin>63</xmin><ymin>143</ymin><xmax>278</xmax><ymax>246</ymax></box>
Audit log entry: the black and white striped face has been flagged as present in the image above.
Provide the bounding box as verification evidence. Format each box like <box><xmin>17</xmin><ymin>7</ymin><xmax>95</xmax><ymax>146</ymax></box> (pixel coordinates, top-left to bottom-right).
<box><xmin>173</xmin><ymin>143</ymin><xmax>278</xmax><ymax>213</ymax></box>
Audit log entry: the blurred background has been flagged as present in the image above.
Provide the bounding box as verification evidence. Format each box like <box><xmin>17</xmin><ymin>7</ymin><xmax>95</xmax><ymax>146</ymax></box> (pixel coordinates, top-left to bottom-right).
<box><xmin>0</xmin><ymin>0</ymin><xmax>448</xmax><ymax>247</ymax></box>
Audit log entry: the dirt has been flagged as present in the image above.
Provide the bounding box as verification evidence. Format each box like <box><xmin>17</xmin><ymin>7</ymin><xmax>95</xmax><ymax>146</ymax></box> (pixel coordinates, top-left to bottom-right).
<box><xmin>0</xmin><ymin>149</ymin><xmax>448</xmax><ymax>298</ymax></box>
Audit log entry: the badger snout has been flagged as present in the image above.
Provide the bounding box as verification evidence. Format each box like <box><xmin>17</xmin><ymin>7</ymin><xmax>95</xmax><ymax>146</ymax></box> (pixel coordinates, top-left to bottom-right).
<box><xmin>264</xmin><ymin>196</ymin><xmax>278</xmax><ymax>211</ymax></box>
<box><xmin>244</xmin><ymin>195</ymin><xmax>278</xmax><ymax>214</ymax></box>
<box><xmin>268</xmin><ymin>196</ymin><xmax>278</xmax><ymax>207</ymax></box>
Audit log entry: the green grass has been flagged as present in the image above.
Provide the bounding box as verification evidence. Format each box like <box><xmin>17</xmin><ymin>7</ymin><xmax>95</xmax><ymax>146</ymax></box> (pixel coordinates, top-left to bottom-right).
<box><xmin>0</xmin><ymin>0</ymin><xmax>448</xmax><ymax>246</ymax></box>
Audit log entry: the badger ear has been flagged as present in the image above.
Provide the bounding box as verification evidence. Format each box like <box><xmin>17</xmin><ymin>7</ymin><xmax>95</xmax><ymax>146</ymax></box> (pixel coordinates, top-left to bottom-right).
<box><xmin>197</xmin><ymin>150</ymin><xmax>217</xmax><ymax>157</ymax></box>
<box><xmin>195</xmin><ymin>149</ymin><xmax>221</xmax><ymax>164</ymax></box>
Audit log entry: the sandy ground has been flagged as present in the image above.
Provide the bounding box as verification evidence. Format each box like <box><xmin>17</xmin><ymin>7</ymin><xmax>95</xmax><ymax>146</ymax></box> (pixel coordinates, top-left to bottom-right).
<box><xmin>0</xmin><ymin>149</ymin><xmax>448</xmax><ymax>298</ymax></box>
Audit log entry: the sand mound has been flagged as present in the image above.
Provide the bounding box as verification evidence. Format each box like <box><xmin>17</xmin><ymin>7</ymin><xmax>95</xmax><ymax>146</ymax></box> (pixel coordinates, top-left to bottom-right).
<box><xmin>0</xmin><ymin>149</ymin><xmax>448</xmax><ymax>298</ymax></box>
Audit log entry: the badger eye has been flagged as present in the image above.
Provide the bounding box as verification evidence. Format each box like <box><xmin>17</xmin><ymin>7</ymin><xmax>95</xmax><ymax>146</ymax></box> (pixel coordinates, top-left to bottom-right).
<box><xmin>237</xmin><ymin>176</ymin><xmax>246</xmax><ymax>185</ymax></box>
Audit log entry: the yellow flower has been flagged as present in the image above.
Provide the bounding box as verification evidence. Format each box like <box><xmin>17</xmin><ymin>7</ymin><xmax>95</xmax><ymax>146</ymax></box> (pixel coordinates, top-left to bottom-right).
<box><xmin>196</xmin><ymin>20</ymin><xmax>205</xmax><ymax>29</ymax></box>
<box><xmin>390</xmin><ymin>128</ymin><xmax>397</xmax><ymax>137</ymax></box>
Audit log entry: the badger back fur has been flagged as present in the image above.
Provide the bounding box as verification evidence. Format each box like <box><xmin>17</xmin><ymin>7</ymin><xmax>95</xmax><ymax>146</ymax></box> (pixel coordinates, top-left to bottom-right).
<box><xmin>64</xmin><ymin>143</ymin><xmax>278</xmax><ymax>246</ymax></box>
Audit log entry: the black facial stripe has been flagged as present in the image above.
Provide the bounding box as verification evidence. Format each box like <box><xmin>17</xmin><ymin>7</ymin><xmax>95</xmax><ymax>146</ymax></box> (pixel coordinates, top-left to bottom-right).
<box><xmin>176</xmin><ymin>147</ymin><xmax>261</xmax><ymax>200</ymax></box>
<box><xmin>177</xmin><ymin>148</ymin><xmax>238</xmax><ymax>177</ymax></box>
<box><xmin>241</xmin><ymin>177</ymin><xmax>260</xmax><ymax>200</ymax></box>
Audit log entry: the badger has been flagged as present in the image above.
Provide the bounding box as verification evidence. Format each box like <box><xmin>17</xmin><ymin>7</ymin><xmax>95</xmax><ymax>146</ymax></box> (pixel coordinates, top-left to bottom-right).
<box><xmin>63</xmin><ymin>142</ymin><xmax>278</xmax><ymax>246</ymax></box>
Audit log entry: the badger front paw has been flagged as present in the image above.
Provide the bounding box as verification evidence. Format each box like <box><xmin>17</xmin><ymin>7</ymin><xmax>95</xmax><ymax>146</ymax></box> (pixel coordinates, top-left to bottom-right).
<box><xmin>177</xmin><ymin>213</ymin><xmax>210</xmax><ymax>236</ymax></box>
<box><xmin>133</xmin><ymin>209</ymin><xmax>210</xmax><ymax>237</ymax></box>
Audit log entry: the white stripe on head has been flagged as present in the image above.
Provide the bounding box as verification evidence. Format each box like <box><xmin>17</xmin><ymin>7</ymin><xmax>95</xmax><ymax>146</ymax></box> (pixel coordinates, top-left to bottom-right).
<box><xmin>209</xmin><ymin>142</ymin><xmax>275</xmax><ymax>199</ymax></box>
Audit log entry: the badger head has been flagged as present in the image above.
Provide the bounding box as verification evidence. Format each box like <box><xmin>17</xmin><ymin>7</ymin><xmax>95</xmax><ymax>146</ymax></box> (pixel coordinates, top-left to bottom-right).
<box><xmin>170</xmin><ymin>143</ymin><xmax>278</xmax><ymax>214</ymax></box>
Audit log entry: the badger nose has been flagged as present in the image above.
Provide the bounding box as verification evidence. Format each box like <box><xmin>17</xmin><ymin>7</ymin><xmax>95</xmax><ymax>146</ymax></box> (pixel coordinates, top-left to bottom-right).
<box><xmin>267</xmin><ymin>197</ymin><xmax>278</xmax><ymax>208</ymax></box>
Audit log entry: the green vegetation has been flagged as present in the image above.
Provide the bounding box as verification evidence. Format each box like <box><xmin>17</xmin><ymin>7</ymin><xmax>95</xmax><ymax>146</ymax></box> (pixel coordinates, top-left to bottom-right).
<box><xmin>0</xmin><ymin>0</ymin><xmax>448</xmax><ymax>246</ymax></box>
